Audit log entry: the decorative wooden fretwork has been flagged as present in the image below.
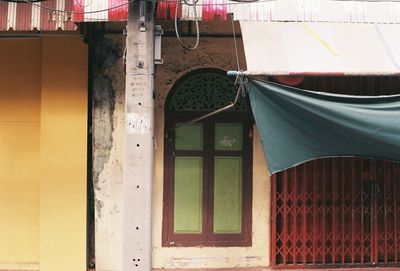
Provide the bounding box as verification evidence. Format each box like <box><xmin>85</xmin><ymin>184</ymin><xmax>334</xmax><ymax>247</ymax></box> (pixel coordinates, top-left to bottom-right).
<box><xmin>167</xmin><ymin>71</ymin><xmax>247</xmax><ymax>112</ymax></box>
<box><xmin>271</xmin><ymin>158</ymin><xmax>400</xmax><ymax>268</ymax></box>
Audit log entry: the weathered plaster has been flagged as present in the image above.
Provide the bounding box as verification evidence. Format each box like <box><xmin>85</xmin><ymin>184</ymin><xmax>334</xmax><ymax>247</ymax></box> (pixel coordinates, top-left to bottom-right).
<box><xmin>92</xmin><ymin>35</ymin><xmax>122</xmax><ymax>195</ymax></box>
<box><xmin>91</xmin><ymin>32</ymin><xmax>271</xmax><ymax>270</ymax></box>
<box><xmin>152</xmin><ymin>37</ymin><xmax>271</xmax><ymax>269</ymax></box>
<box><xmin>92</xmin><ymin>34</ymin><xmax>125</xmax><ymax>271</ymax></box>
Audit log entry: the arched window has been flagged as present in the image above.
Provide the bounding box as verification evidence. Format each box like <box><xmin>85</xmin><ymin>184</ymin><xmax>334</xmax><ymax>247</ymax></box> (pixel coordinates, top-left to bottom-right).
<box><xmin>162</xmin><ymin>69</ymin><xmax>253</xmax><ymax>247</ymax></box>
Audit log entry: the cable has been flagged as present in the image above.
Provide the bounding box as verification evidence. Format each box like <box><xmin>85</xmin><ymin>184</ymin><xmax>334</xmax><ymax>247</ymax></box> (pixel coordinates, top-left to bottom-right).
<box><xmin>231</xmin><ymin>15</ymin><xmax>240</xmax><ymax>72</ymax></box>
<box><xmin>331</xmin><ymin>0</ymin><xmax>400</xmax><ymax>1</ymax></box>
<box><xmin>14</xmin><ymin>0</ymin><xmax>277</xmax><ymax>17</ymax></box>
<box><xmin>11</xmin><ymin>0</ymin><xmax>400</xmax><ymax>17</ymax></box>
<box><xmin>229</xmin><ymin>0</ymin><xmax>259</xmax><ymax>2</ymax></box>
<box><xmin>176</xmin><ymin>0</ymin><xmax>400</xmax><ymax>4</ymax></box>
<box><xmin>18</xmin><ymin>0</ymin><xmax>135</xmax><ymax>14</ymax></box>
<box><xmin>174</xmin><ymin>0</ymin><xmax>199</xmax><ymax>50</ymax></box>
<box><xmin>230</xmin><ymin>11</ymin><xmax>248</xmax><ymax>98</ymax></box>
<box><xmin>75</xmin><ymin>0</ymin><xmax>94</xmax><ymax>9</ymax></box>
<box><xmin>165</xmin><ymin>0</ymin><xmax>400</xmax><ymax>5</ymax></box>
<box><xmin>182</xmin><ymin>0</ymin><xmax>198</xmax><ymax>6</ymax></box>
<box><xmin>173</xmin><ymin>0</ymin><xmax>276</xmax><ymax>7</ymax></box>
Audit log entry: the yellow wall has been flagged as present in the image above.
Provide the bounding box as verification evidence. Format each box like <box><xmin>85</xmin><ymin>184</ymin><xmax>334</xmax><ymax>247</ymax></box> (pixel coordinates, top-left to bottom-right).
<box><xmin>39</xmin><ymin>37</ymin><xmax>88</xmax><ymax>271</ymax></box>
<box><xmin>0</xmin><ymin>39</ymin><xmax>41</xmax><ymax>264</ymax></box>
<box><xmin>0</xmin><ymin>37</ymin><xmax>87</xmax><ymax>271</ymax></box>
<box><xmin>152</xmin><ymin>37</ymin><xmax>271</xmax><ymax>269</ymax></box>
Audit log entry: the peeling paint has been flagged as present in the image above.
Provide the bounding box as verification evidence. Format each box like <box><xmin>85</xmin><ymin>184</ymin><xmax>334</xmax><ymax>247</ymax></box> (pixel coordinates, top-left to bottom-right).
<box><xmin>92</xmin><ymin>36</ymin><xmax>122</xmax><ymax>194</ymax></box>
<box><xmin>95</xmin><ymin>198</ymin><xmax>105</xmax><ymax>218</ymax></box>
<box><xmin>91</xmin><ymin>34</ymin><xmax>125</xmax><ymax>271</ymax></box>
<box><xmin>91</xmin><ymin>32</ymin><xmax>269</xmax><ymax>270</ymax></box>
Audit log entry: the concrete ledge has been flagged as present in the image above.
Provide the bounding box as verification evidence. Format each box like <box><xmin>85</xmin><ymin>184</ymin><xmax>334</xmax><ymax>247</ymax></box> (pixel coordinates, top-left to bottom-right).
<box><xmin>0</xmin><ymin>262</ymin><xmax>39</xmax><ymax>271</ymax></box>
<box><xmin>153</xmin><ymin>267</ymin><xmax>400</xmax><ymax>271</ymax></box>
<box><xmin>153</xmin><ymin>268</ymin><xmax>268</xmax><ymax>271</ymax></box>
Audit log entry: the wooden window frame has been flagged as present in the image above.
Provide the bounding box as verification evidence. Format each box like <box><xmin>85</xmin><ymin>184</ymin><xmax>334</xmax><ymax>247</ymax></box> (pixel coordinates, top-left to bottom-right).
<box><xmin>162</xmin><ymin>112</ymin><xmax>253</xmax><ymax>247</ymax></box>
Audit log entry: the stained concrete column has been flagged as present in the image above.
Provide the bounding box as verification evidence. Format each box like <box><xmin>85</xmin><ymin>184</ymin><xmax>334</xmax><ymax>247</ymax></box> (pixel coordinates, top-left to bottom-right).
<box><xmin>122</xmin><ymin>1</ymin><xmax>155</xmax><ymax>270</ymax></box>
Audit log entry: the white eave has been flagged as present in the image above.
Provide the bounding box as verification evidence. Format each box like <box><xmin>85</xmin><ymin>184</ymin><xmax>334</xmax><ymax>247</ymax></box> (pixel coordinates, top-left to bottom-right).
<box><xmin>227</xmin><ymin>0</ymin><xmax>400</xmax><ymax>24</ymax></box>
<box><xmin>240</xmin><ymin>21</ymin><xmax>400</xmax><ymax>76</ymax></box>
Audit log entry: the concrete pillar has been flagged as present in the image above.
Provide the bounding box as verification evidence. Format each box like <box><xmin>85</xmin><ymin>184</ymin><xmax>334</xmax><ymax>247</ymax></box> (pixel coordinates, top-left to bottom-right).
<box><xmin>122</xmin><ymin>1</ymin><xmax>155</xmax><ymax>270</ymax></box>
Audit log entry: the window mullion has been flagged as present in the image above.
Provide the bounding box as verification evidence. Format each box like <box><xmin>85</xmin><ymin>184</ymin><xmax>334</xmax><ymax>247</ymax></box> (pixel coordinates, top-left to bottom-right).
<box><xmin>204</xmin><ymin>120</ymin><xmax>215</xmax><ymax>243</ymax></box>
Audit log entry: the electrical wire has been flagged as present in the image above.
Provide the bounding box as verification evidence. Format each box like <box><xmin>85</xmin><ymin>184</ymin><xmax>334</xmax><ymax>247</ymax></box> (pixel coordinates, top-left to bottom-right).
<box><xmin>9</xmin><ymin>0</ymin><xmax>278</xmax><ymax>17</ymax></box>
<box><xmin>9</xmin><ymin>0</ymin><xmax>400</xmax><ymax>17</ymax></box>
<box><xmin>172</xmin><ymin>0</ymin><xmax>400</xmax><ymax>6</ymax></box>
<box><xmin>174</xmin><ymin>0</ymin><xmax>199</xmax><ymax>50</ymax></box>
<box><xmin>5</xmin><ymin>0</ymin><xmax>273</xmax><ymax>16</ymax></box>
<box><xmin>75</xmin><ymin>0</ymin><xmax>94</xmax><ymax>9</ymax></box>
<box><xmin>231</xmin><ymin>15</ymin><xmax>240</xmax><ymax>72</ymax></box>
<box><xmin>18</xmin><ymin>0</ymin><xmax>134</xmax><ymax>14</ymax></box>
<box><xmin>4</xmin><ymin>0</ymin><xmax>42</xmax><ymax>2</ymax></box>
<box><xmin>173</xmin><ymin>0</ymin><xmax>274</xmax><ymax>6</ymax></box>
<box><xmin>182</xmin><ymin>0</ymin><xmax>198</xmax><ymax>6</ymax></box>
<box><xmin>174</xmin><ymin>23</ymin><xmax>248</xmax><ymax>124</ymax></box>
<box><xmin>331</xmin><ymin>0</ymin><xmax>400</xmax><ymax>1</ymax></box>
<box><xmin>166</xmin><ymin>0</ymin><xmax>400</xmax><ymax>5</ymax></box>
<box><xmin>228</xmin><ymin>0</ymin><xmax>259</xmax><ymax>3</ymax></box>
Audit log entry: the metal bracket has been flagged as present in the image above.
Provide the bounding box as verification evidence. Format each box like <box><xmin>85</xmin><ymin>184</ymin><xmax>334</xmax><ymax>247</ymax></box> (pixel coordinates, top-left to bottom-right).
<box><xmin>139</xmin><ymin>0</ymin><xmax>146</xmax><ymax>32</ymax></box>
<box><xmin>154</xmin><ymin>25</ymin><xmax>164</xmax><ymax>64</ymax></box>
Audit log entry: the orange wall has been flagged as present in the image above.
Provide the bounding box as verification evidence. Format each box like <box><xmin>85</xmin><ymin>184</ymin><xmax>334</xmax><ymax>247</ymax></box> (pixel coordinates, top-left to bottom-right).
<box><xmin>0</xmin><ymin>37</ymin><xmax>87</xmax><ymax>271</ymax></box>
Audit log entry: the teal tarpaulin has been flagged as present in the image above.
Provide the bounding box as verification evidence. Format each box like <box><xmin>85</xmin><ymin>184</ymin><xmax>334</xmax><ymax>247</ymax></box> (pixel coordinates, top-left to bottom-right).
<box><xmin>248</xmin><ymin>79</ymin><xmax>400</xmax><ymax>175</ymax></box>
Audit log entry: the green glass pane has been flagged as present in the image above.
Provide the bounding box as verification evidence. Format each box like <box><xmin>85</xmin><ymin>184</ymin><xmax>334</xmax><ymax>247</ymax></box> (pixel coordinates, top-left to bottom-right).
<box><xmin>213</xmin><ymin>157</ymin><xmax>242</xmax><ymax>233</ymax></box>
<box><xmin>175</xmin><ymin>123</ymin><xmax>203</xmax><ymax>150</ymax></box>
<box><xmin>215</xmin><ymin>123</ymin><xmax>243</xmax><ymax>151</ymax></box>
<box><xmin>174</xmin><ymin>157</ymin><xmax>203</xmax><ymax>233</ymax></box>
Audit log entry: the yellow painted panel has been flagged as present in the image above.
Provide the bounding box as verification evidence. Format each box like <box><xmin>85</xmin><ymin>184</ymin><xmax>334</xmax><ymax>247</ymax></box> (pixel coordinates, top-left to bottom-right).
<box><xmin>0</xmin><ymin>39</ymin><xmax>41</xmax><ymax>263</ymax></box>
<box><xmin>0</xmin><ymin>123</ymin><xmax>40</xmax><ymax>262</ymax></box>
<box><xmin>39</xmin><ymin>37</ymin><xmax>87</xmax><ymax>271</ymax></box>
<box><xmin>0</xmin><ymin>39</ymin><xmax>41</xmax><ymax>122</ymax></box>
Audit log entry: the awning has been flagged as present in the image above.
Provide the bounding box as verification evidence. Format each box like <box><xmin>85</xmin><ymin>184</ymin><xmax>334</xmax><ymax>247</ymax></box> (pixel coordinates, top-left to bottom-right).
<box><xmin>3</xmin><ymin>0</ymin><xmax>400</xmax><ymax>31</ymax></box>
<box><xmin>240</xmin><ymin>22</ymin><xmax>400</xmax><ymax>76</ymax></box>
<box><xmin>0</xmin><ymin>0</ymin><xmax>77</xmax><ymax>31</ymax></box>
<box><xmin>248</xmin><ymin>79</ymin><xmax>400</xmax><ymax>175</ymax></box>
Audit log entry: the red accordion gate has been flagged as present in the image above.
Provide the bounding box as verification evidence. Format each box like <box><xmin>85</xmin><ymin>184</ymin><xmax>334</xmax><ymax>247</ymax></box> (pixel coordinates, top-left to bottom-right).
<box><xmin>271</xmin><ymin>158</ymin><xmax>400</xmax><ymax>268</ymax></box>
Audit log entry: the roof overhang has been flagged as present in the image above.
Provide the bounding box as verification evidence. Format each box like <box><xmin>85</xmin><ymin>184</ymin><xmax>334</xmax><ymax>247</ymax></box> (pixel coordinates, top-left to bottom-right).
<box><xmin>240</xmin><ymin>21</ymin><xmax>400</xmax><ymax>76</ymax></box>
<box><xmin>2</xmin><ymin>0</ymin><xmax>400</xmax><ymax>32</ymax></box>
